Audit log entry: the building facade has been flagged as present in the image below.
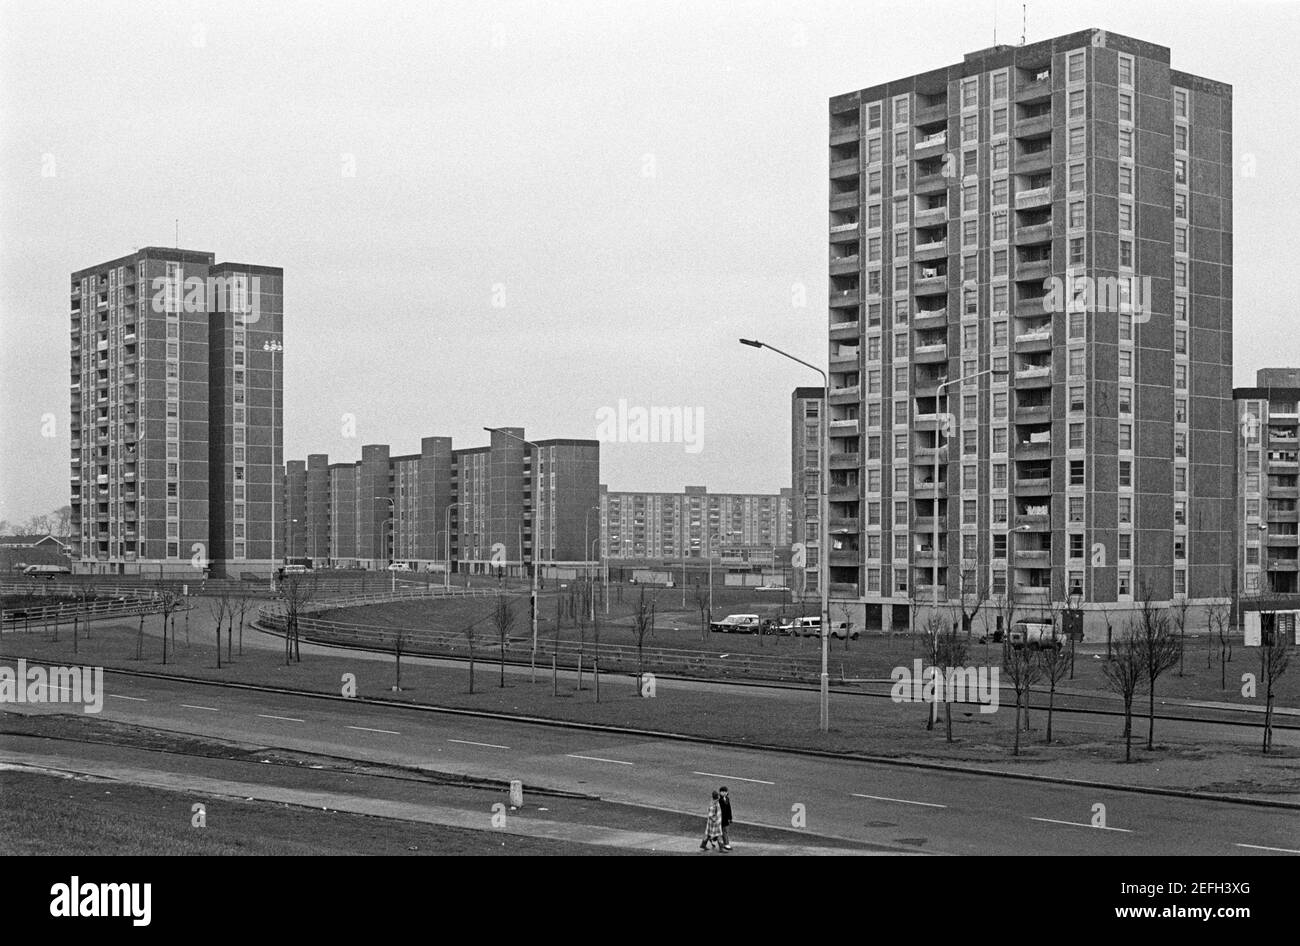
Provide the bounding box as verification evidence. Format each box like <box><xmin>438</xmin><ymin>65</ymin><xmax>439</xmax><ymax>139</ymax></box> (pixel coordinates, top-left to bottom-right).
<box><xmin>70</xmin><ymin>247</ymin><xmax>282</xmax><ymax>576</ymax></box>
<box><xmin>1234</xmin><ymin>369</ymin><xmax>1300</xmax><ymax>598</ymax></box>
<box><xmin>791</xmin><ymin>387</ymin><xmax>825</xmax><ymax>598</ymax></box>
<box><xmin>826</xmin><ymin>29</ymin><xmax>1234</xmax><ymax>632</ymax></box>
<box><xmin>284</xmin><ymin>430</ymin><xmax>599</xmax><ymax>573</ymax></box>
<box><xmin>599</xmin><ymin>486</ymin><xmax>793</xmax><ymax>562</ymax></box>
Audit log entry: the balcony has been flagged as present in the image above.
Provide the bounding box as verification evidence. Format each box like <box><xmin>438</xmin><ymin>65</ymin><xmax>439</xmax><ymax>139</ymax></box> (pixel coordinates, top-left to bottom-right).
<box><xmin>1015</xmin><ymin>186</ymin><xmax>1053</xmax><ymax>210</ymax></box>
<box><xmin>1014</xmin><ymin>328</ymin><xmax>1053</xmax><ymax>353</ymax></box>
<box><xmin>914</xmin><ymin>205</ymin><xmax>948</xmax><ymax>228</ymax></box>
<box><xmin>913</xmin><ymin>342</ymin><xmax>948</xmax><ymax>364</ymax></box>
<box><xmin>828</xmin><ymin>383</ymin><xmax>860</xmax><ymax>399</ymax></box>
<box><xmin>828</xmin><ymin>348</ymin><xmax>860</xmax><ymax>369</ymax></box>
<box><xmin>829</xmin><ymin>321</ymin><xmax>860</xmax><ymax>341</ymax></box>
<box><xmin>829</xmin><ymin>220</ymin><xmax>861</xmax><ymax>237</ymax></box>
<box><xmin>913</xmin><ymin>172</ymin><xmax>948</xmax><ymax>195</ymax></box>
<box><xmin>1015</xmin><ymin>221</ymin><xmax>1054</xmax><ymax>246</ymax></box>
<box><xmin>828</xmin><ymin>582</ymin><xmax>861</xmax><ymax>597</ymax></box>
<box><xmin>829</xmin><ymin>484</ymin><xmax>859</xmax><ymax>502</ymax></box>
<box><xmin>1015</xmin><ymin>112</ymin><xmax>1053</xmax><ymax>138</ymax></box>
<box><xmin>829</xmin><ymin>254</ymin><xmax>860</xmax><ymax>275</ymax></box>
<box><xmin>829</xmin><ymin>418</ymin><xmax>861</xmax><ymax>436</ymax></box>
<box><xmin>830</xmin><ymin>123</ymin><xmax>860</xmax><ymax>147</ymax></box>
<box><xmin>1014</xmin><ymin>476</ymin><xmax>1052</xmax><ymax>495</ymax></box>
<box><xmin>914</xmin><ymin>101</ymin><xmax>948</xmax><ymax>127</ymax></box>
<box><xmin>912</xmin><ymin>479</ymin><xmax>947</xmax><ymax>498</ymax></box>
<box><xmin>1014</xmin><ymin>402</ymin><xmax>1051</xmax><ymax>423</ymax></box>
<box><xmin>829</xmin><ymin>517</ymin><xmax>861</xmax><ymax>534</ymax></box>
<box><xmin>829</xmin><ymin>548</ymin><xmax>861</xmax><ymax>566</ymax></box>
<box><xmin>1016</xmin><ymin>258</ymin><xmax>1052</xmax><ymax>283</ymax></box>
<box><xmin>830</xmin><ymin>189</ymin><xmax>860</xmax><ymax>211</ymax></box>
<box><xmin>914</xmin><ymin>271</ymin><xmax>948</xmax><ymax>295</ymax></box>
<box><xmin>830</xmin><ymin>289</ymin><xmax>861</xmax><ymax>308</ymax></box>
<box><xmin>830</xmin><ymin>452</ymin><xmax>863</xmax><ymax>468</ymax></box>
<box><xmin>1016</xmin><ymin>438</ymin><xmax>1052</xmax><ymax>460</ymax></box>
<box><xmin>1016</xmin><ymin>293</ymin><xmax>1052</xmax><ymax>318</ymax></box>
<box><xmin>912</xmin><ymin>516</ymin><xmax>947</xmax><ymax>533</ymax></box>
<box><xmin>1015</xmin><ymin>72</ymin><xmax>1053</xmax><ymax>104</ymax></box>
<box><xmin>913</xmin><ymin>239</ymin><xmax>947</xmax><ymax>260</ymax></box>
<box><xmin>1016</xmin><ymin>149</ymin><xmax>1053</xmax><ymax>175</ymax></box>
<box><xmin>830</xmin><ymin>157</ymin><xmax>860</xmax><ymax>178</ymax></box>
<box><xmin>1015</xmin><ymin>365</ymin><xmax>1053</xmax><ymax>387</ymax></box>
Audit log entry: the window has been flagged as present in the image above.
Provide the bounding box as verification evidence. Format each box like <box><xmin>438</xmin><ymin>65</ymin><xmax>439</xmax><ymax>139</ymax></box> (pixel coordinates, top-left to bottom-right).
<box><xmin>992</xmin><ymin>71</ymin><xmax>1008</xmax><ymax>101</ymax></box>
<box><xmin>961</xmin><ymin>78</ymin><xmax>978</xmax><ymax>109</ymax></box>
<box><xmin>895</xmin><ymin>500</ymin><xmax>908</xmax><ymax>524</ymax></box>
<box><xmin>1175</xmin><ymin>191</ymin><xmax>1188</xmax><ymax>220</ymax></box>
<box><xmin>1070</xmin><ymin>533</ymin><xmax>1084</xmax><ymax>560</ymax></box>
<box><xmin>963</xmin><ymin>324</ymin><xmax>978</xmax><ymax>349</ymax></box>
<box><xmin>1069</xmin><ymin>163</ymin><xmax>1085</xmax><ymax>193</ymax></box>
<box><xmin>991</xmin><ymin>178</ymin><xmax>1008</xmax><ymax>206</ymax></box>
<box><xmin>1069</xmin><ymin>237</ymin><xmax>1085</xmax><ymax>266</ymax></box>
<box><xmin>1174</xmin><ymin>537</ymin><xmax>1186</xmax><ymax>561</ymax></box>
<box><xmin>993</xmin><ymin>321</ymin><xmax>1008</xmax><ymax>347</ymax></box>
<box><xmin>1174</xmin><ymin>500</ymin><xmax>1187</xmax><ymax>526</ymax></box>
<box><xmin>1175</xmin><ymin>466</ymin><xmax>1187</xmax><ymax>492</ymax></box>
<box><xmin>894</xmin><ymin>131</ymin><xmax>909</xmax><ymax>158</ymax></box>
<box><xmin>1069</xmin><ymin>200</ymin><xmax>1085</xmax><ymax>229</ymax></box>
<box><xmin>1119</xmin><ymin>350</ymin><xmax>1132</xmax><ymax>378</ymax></box>
<box><xmin>1067</xmin><ymin>51</ymin><xmax>1085</xmax><ymax>83</ymax></box>
<box><xmin>1174</xmin><ymin>88</ymin><xmax>1188</xmax><ymax>119</ymax></box>
<box><xmin>1068</xmin><ymin>125</ymin><xmax>1085</xmax><ymax>157</ymax></box>
<box><xmin>1118</xmin><ymin>128</ymin><xmax>1133</xmax><ymax>159</ymax></box>
<box><xmin>963</xmin><ymin>185</ymin><xmax>978</xmax><ymax>213</ymax></box>
<box><xmin>867</xmin><ymin>435</ymin><xmax>881</xmax><ymax>459</ymax></box>
<box><xmin>993</xmin><ymin>249</ymin><xmax>1008</xmax><ymax>277</ymax></box>
<box><xmin>992</xmin><ymin>427</ymin><xmax>1008</xmax><ymax>453</ymax></box>
<box><xmin>1174</xmin><ymin>124</ymin><xmax>1188</xmax><ymax>152</ymax></box>
<box><xmin>992</xmin><ymin>284</ymin><xmax>1008</xmax><ymax>313</ymax></box>
<box><xmin>1119</xmin><ymin>533</ymin><xmax>1132</xmax><ymax>560</ymax></box>
<box><xmin>963</xmin><ymin>428</ymin><xmax>978</xmax><ymax>455</ymax></box>
<box><xmin>1118</xmin><ymin>203</ymin><xmax>1133</xmax><ymax>232</ymax></box>
<box><xmin>992</xmin><ymin>211</ymin><xmax>1008</xmax><ymax>241</ymax></box>
<box><xmin>1174</xmin><ymin>430</ymin><xmax>1187</xmax><ymax>458</ymax></box>
<box><xmin>962</xmin><ymin>113</ymin><xmax>978</xmax><ymax>142</ymax></box>
<box><xmin>895</xmin><ymin>231</ymin><xmax>909</xmax><ymax>256</ymax></box>
<box><xmin>963</xmin><ymin>500</ymin><xmax>978</xmax><ymax>524</ymax></box>
<box><xmin>1118</xmin><ymin>54</ymin><xmax>1134</xmax><ymax>87</ymax></box>
<box><xmin>1174</xmin><ymin>364</ymin><xmax>1188</xmax><ymax>390</ymax></box>
<box><xmin>1118</xmin><ymin>91</ymin><xmax>1133</xmax><ymax>123</ymax></box>
<box><xmin>1174</xmin><ymin>158</ymin><xmax>1187</xmax><ymax>186</ymax></box>
<box><xmin>894</xmin><ymin>333</ymin><xmax>907</xmax><ymax>358</ymax></box>
<box><xmin>867</xmin><ymin>102</ymin><xmax>882</xmax><ymax>129</ymax></box>
<box><xmin>992</xmin><ymin>107</ymin><xmax>1008</xmax><ymax>136</ymax></box>
<box><xmin>1119</xmin><ymin>497</ymin><xmax>1132</xmax><ymax>523</ymax></box>
<box><xmin>867</xmin><ymin>137</ymin><xmax>882</xmax><ymax>164</ymax></box>
<box><xmin>1119</xmin><ymin>239</ymin><xmax>1133</xmax><ymax>268</ymax></box>
<box><xmin>1120</xmin><ymin>386</ymin><xmax>1133</xmax><ymax>414</ymax></box>
<box><xmin>894</xmin><ymin>197</ymin><xmax>908</xmax><ymax>224</ymax></box>
<box><xmin>867</xmin><ymin>303</ymin><xmax>882</xmax><ymax>327</ymax></box>
<box><xmin>1069</xmin><ymin>423</ymin><xmax>1084</xmax><ymax>449</ymax></box>
<box><xmin>1175</xmin><ymin>225</ymin><xmax>1188</xmax><ymax>254</ymax></box>
<box><xmin>894</xmin><ymin>165</ymin><xmax>908</xmax><ymax>191</ymax></box>
<box><xmin>1069</xmin><ymin>348</ymin><xmax>1086</xmax><ymax>376</ymax></box>
<box><xmin>868</xmin><ymin>170</ymin><xmax>882</xmax><ymax>196</ymax></box>
<box><xmin>1118</xmin><ymin>460</ymin><xmax>1132</xmax><ymax>487</ymax></box>
<box><xmin>1070</xmin><ymin>459</ymin><xmax>1085</xmax><ymax>486</ymax></box>
<box><xmin>1118</xmin><ymin>165</ymin><xmax>1133</xmax><ymax>195</ymax></box>
<box><xmin>1174</xmin><ymin>327</ymin><xmax>1187</xmax><ymax>354</ymax></box>
<box><xmin>1174</xmin><ymin>397</ymin><xmax>1187</xmax><ymax>424</ymax></box>
<box><xmin>894</xmin><ymin>96</ymin><xmax>909</xmax><ymax>125</ymax></box>
<box><xmin>1174</xmin><ymin>295</ymin><xmax>1188</xmax><ymax>322</ymax></box>
<box><xmin>1069</xmin><ymin>496</ymin><xmax>1084</xmax><ymax>523</ymax></box>
<box><xmin>1068</xmin><ymin>89</ymin><xmax>1085</xmax><ymax>119</ymax></box>
<box><xmin>867</xmin><ymin>502</ymin><xmax>881</xmax><ymax>525</ymax></box>
<box><xmin>1119</xmin><ymin>423</ymin><xmax>1132</xmax><ymax>451</ymax></box>
<box><xmin>868</xmin><ymin>236</ymin><xmax>882</xmax><ymax>262</ymax></box>
<box><xmin>993</xmin><ymin>463</ymin><xmax>1008</xmax><ymax>489</ymax></box>
<box><xmin>991</xmin><ymin>142</ymin><xmax>1007</xmax><ymax>171</ymax></box>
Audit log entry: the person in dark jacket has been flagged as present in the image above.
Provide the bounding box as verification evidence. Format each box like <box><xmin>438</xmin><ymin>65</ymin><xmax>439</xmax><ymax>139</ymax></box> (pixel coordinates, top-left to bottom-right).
<box><xmin>718</xmin><ymin>786</ymin><xmax>733</xmax><ymax>851</ymax></box>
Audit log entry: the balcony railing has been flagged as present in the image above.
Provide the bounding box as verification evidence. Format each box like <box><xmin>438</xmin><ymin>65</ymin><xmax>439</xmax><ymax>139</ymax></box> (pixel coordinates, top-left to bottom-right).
<box><xmin>914</xmin><ymin>131</ymin><xmax>947</xmax><ymax>150</ymax></box>
<box><xmin>1015</xmin><ymin>365</ymin><xmax>1051</xmax><ymax>380</ymax></box>
<box><xmin>1015</xmin><ymin>186</ymin><xmax>1053</xmax><ymax>210</ymax></box>
<box><xmin>829</xmin><ymin>221</ymin><xmax>860</xmax><ymax>234</ymax></box>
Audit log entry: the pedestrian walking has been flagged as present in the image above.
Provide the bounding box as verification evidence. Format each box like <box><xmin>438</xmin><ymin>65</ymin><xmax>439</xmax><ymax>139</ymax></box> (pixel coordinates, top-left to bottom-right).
<box><xmin>699</xmin><ymin>789</ymin><xmax>723</xmax><ymax>851</ymax></box>
<box><xmin>718</xmin><ymin>785</ymin><xmax>733</xmax><ymax>851</ymax></box>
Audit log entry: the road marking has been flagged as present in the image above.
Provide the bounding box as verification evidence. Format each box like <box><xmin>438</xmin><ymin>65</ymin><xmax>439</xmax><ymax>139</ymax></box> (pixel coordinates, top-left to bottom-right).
<box><xmin>448</xmin><ymin>739</ymin><xmax>510</xmax><ymax>750</ymax></box>
<box><xmin>108</xmin><ymin>694</ymin><xmax>147</xmax><ymax>702</ymax></box>
<box><xmin>1030</xmin><ymin>816</ymin><xmax>1132</xmax><ymax>833</ymax></box>
<box><xmin>1235</xmin><ymin>843</ymin><xmax>1300</xmax><ymax>854</ymax></box>
<box><xmin>348</xmin><ymin>726</ymin><xmax>401</xmax><ymax>735</ymax></box>
<box><xmin>180</xmin><ymin>704</ymin><xmax>219</xmax><ymax>712</ymax></box>
<box><xmin>692</xmin><ymin>771</ymin><xmax>774</xmax><ymax>785</ymax></box>
<box><xmin>257</xmin><ymin>714</ymin><xmax>304</xmax><ymax>723</ymax></box>
<box><xmin>851</xmin><ymin>792</ymin><xmax>947</xmax><ymax>809</ymax></box>
<box><xmin>566</xmin><ymin>754</ymin><xmax>633</xmax><ymax>766</ymax></box>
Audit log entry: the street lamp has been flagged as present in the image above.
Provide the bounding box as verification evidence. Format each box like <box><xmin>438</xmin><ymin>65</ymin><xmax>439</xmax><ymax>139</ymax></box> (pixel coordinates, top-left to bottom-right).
<box><xmin>706</xmin><ymin>531</ymin><xmax>725</xmax><ymax>620</ymax></box>
<box><xmin>263</xmin><ymin>338</ymin><xmax>283</xmax><ymax>574</ymax></box>
<box><xmin>584</xmin><ymin>505</ymin><xmax>601</xmax><ymax>613</ymax></box>
<box><xmin>374</xmin><ymin>496</ymin><xmax>394</xmax><ymax>591</ymax></box>
<box><xmin>484</xmin><ymin>427</ymin><xmax>543</xmax><ymax>680</ymax></box>
<box><xmin>740</xmin><ymin>337</ymin><xmax>830</xmax><ymax>732</ymax></box>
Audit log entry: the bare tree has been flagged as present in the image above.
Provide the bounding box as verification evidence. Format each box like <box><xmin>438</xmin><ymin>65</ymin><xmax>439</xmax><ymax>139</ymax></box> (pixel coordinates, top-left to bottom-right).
<box><xmin>278</xmin><ymin>572</ymin><xmax>317</xmax><ymax>664</ymax></box>
<box><xmin>1206</xmin><ymin>592</ymin><xmax>1233</xmax><ymax>688</ymax></box>
<box><xmin>1171</xmin><ymin>594</ymin><xmax>1192</xmax><ymax>677</ymax></box>
<box><xmin>1259</xmin><ymin>619</ymin><xmax>1292</xmax><ymax>754</ymax></box>
<box><xmin>463</xmin><ymin>620</ymin><xmax>478</xmax><ymax>694</ymax></box>
<box><xmin>492</xmin><ymin>594</ymin><xmax>516</xmax><ymax>688</ymax></box>
<box><xmin>629</xmin><ymin>586</ymin><xmax>656</xmax><ymax>694</ymax></box>
<box><xmin>907</xmin><ymin>580</ymin><xmax>927</xmax><ymax>656</ymax></box>
<box><xmin>923</xmin><ymin>611</ymin><xmax>947</xmax><ymax>731</ymax></box>
<box><xmin>592</xmin><ymin>608</ymin><xmax>602</xmax><ymax>703</ymax></box>
<box><xmin>992</xmin><ymin>586</ymin><xmax>1019</xmax><ymax>648</ymax></box>
<box><xmin>1039</xmin><ymin>604</ymin><xmax>1073</xmax><ymax>745</ymax></box>
<box><xmin>1102</xmin><ymin>623</ymin><xmax>1146</xmax><ymax>762</ymax></box>
<box><xmin>392</xmin><ymin>627</ymin><xmax>405</xmax><ymax>691</ymax></box>
<box><xmin>206</xmin><ymin>594</ymin><xmax>228</xmax><ymax>669</ymax></box>
<box><xmin>934</xmin><ymin>613</ymin><xmax>968</xmax><ymax>743</ymax></box>
<box><xmin>574</xmin><ymin>582</ymin><xmax>590</xmax><ymax>690</ymax></box>
<box><xmin>838</xmin><ymin>601</ymin><xmax>854</xmax><ymax>651</ymax></box>
<box><xmin>1133</xmin><ymin>588</ymin><xmax>1182</xmax><ymax>750</ymax></box>
<box><xmin>692</xmin><ymin>579</ymin><xmax>709</xmax><ymax>642</ymax></box>
<box><xmin>957</xmin><ymin>567</ymin><xmax>990</xmax><ymax>639</ymax></box>
<box><xmin>1001</xmin><ymin>637</ymin><xmax>1041</xmax><ymax>757</ymax></box>
<box><xmin>155</xmin><ymin>583</ymin><xmax>182</xmax><ymax>666</ymax></box>
<box><xmin>233</xmin><ymin>588</ymin><xmax>253</xmax><ymax>657</ymax></box>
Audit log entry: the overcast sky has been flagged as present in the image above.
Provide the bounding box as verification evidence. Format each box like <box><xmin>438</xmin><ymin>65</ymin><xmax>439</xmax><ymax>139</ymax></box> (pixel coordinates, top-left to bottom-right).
<box><xmin>2</xmin><ymin>0</ymin><xmax>1298</xmax><ymax>525</ymax></box>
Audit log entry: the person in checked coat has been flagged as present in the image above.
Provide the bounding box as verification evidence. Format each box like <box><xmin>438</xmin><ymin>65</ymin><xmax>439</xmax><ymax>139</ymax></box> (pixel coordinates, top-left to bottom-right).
<box><xmin>699</xmin><ymin>790</ymin><xmax>723</xmax><ymax>851</ymax></box>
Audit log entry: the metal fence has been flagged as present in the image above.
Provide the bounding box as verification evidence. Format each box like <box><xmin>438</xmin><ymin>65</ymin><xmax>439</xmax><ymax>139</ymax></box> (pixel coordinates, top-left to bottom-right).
<box><xmin>1</xmin><ymin>593</ymin><xmax>169</xmax><ymax>627</ymax></box>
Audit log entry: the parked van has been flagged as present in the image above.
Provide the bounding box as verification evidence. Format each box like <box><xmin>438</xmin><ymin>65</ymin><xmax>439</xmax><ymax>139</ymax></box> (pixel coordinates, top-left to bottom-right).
<box><xmin>1009</xmin><ymin>620</ymin><xmax>1065</xmax><ymax>651</ymax></box>
<box><xmin>22</xmin><ymin>564</ymin><xmax>70</xmax><ymax>579</ymax></box>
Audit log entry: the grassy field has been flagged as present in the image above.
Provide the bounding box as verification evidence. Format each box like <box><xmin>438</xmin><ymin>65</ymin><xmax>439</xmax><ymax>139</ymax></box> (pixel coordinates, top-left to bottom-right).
<box><xmin>315</xmin><ymin>591</ymin><xmax>1300</xmax><ymax>709</ymax></box>
<box><xmin>3</xmin><ymin>619</ymin><xmax>1298</xmax><ymax>803</ymax></box>
<box><xmin>0</xmin><ymin>769</ymin><xmax>642</xmax><ymax>856</ymax></box>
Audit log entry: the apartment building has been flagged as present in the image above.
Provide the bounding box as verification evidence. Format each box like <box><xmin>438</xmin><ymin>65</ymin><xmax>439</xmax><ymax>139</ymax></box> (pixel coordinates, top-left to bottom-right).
<box><xmin>70</xmin><ymin>247</ymin><xmax>283</xmax><ymax>576</ymax></box>
<box><xmin>826</xmin><ymin>29</ymin><xmax>1234</xmax><ymax>634</ymax></box>
<box><xmin>1234</xmin><ymin>369</ymin><xmax>1300</xmax><ymax>597</ymax></box>
<box><xmin>791</xmin><ymin>387</ymin><xmax>825</xmax><ymax>597</ymax></box>
<box><xmin>284</xmin><ymin>430</ymin><xmax>599</xmax><ymax>572</ymax></box>
<box><xmin>599</xmin><ymin>486</ymin><xmax>793</xmax><ymax>562</ymax></box>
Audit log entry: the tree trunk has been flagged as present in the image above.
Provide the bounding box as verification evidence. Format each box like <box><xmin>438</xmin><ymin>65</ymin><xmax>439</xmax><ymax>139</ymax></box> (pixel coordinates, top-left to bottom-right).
<box><xmin>1046</xmin><ymin>684</ymin><xmax>1055</xmax><ymax>743</ymax></box>
<box><xmin>1013</xmin><ymin>696</ymin><xmax>1022</xmax><ymax>756</ymax></box>
<box><xmin>499</xmin><ymin>643</ymin><xmax>505</xmax><ymax>688</ymax></box>
<box><xmin>1123</xmin><ymin>701</ymin><xmax>1132</xmax><ymax>762</ymax></box>
<box><xmin>1147</xmin><ymin>684</ymin><xmax>1156</xmax><ymax>750</ymax></box>
<box><xmin>944</xmin><ymin>701</ymin><xmax>952</xmax><ymax>742</ymax></box>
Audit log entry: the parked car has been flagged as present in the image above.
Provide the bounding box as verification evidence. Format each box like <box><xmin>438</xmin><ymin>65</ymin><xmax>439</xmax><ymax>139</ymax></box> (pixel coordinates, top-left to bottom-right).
<box><xmin>828</xmin><ymin>621</ymin><xmax>860</xmax><ymax>641</ymax></box>
<box><xmin>793</xmin><ymin>616</ymin><xmax>821</xmax><ymax>636</ymax></box>
<box><xmin>22</xmin><ymin>564</ymin><xmax>70</xmax><ymax>579</ymax></box>
<box><xmin>387</xmin><ymin>562</ymin><xmax>413</xmax><ymax>572</ymax></box>
<box><xmin>709</xmin><ymin>613</ymin><xmax>761</xmax><ymax>634</ymax></box>
<box><xmin>1009</xmin><ymin>620</ymin><xmax>1065</xmax><ymax>651</ymax></box>
<box><xmin>281</xmin><ymin>563</ymin><xmax>309</xmax><ymax>575</ymax></box>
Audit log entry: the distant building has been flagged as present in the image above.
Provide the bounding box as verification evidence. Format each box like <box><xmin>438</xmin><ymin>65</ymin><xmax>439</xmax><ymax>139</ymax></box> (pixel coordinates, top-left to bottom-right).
<box><xmin>791</xmin><ymin>386</ymin><xmax>825</xmax><ymax>598</ymax></box>
<box><xmin>284</xmin><ymin>430</ymin><xmax>599</xmax><ymax>573</ymax></box>
<box><xmin>69</xmin><ymin>248</ymin><xmax>283</xmax><ymax>577</ymax></box>
<box><xmin>1233</xmin><ymin>369</ymin><xmax>1300</xmax><ymax>597</ymax></box>
<box><xmin>599</xmin><ymin>485</ymin><xmax>793</xmax><ymax>563</ymax></box>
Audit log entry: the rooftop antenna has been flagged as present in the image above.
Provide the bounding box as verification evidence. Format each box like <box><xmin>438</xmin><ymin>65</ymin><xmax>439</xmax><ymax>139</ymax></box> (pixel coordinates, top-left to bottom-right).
<box><xmin>993</xmin><ymin>0</ymin><xmax>997</xmax><ymax>45</ymax></box>
<box><xmin>1021</xmin><ymin>3</ymin><xmax>1027</xmax><ymax>45</ymax></box>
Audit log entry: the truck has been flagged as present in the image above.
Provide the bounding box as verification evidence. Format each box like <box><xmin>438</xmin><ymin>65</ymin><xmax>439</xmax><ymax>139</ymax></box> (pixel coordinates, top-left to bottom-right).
<box><xmin>22</xmin><ymin>564</ymin><xmax>71</xmax><ymax>580</ymax></box>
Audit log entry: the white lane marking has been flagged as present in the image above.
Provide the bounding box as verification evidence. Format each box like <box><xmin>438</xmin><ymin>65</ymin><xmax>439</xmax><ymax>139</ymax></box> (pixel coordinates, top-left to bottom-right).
<box><xmin>108</xmin><ymin>694</ymin><xmax>147</xmax><ymax>702</ymax></box>
<box><xmin>348</xmin><ymin>726</ymin><xmax>401</xmax><ymax>735</ymax></box>
<box><xmin>566</xmin><ymin>754</ymin><xmax>633</xmax><ymax>766</ymax></box>
<box><xmin>180</xmin><ymin>704</ymin><xmax>220</xmax><ymax>712</ymax></box>
<box><xmin>257</xmin><ymin>714</ymin><xmax>305</xmax><ymax>723</ymax></box>
<box><xmin>692</xmin><ymin>771</ymin><xmax>774</xmax><ymax>785</ymax></box>
<box><xmin>448</xmin><ymin>739</ymin><xmax>510</xmax><ymax>750</ymax></box>
<box><xmin>1030</xmin><ymin>816</ymin><xmax>1132</xmax><ymax>833</ymax></box>
<box><xmin>1235</xmin><ymin>843</ymin><xmax>1300</xmax><ymax>854</ymax></box>
<box><xmin>851</xmin><ymin>792</ymin><xmax>947</xmax><ymax>809</ymax></box>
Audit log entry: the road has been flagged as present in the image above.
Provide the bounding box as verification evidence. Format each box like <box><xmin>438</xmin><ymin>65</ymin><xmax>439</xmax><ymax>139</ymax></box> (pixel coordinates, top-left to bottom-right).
<box><xmin>3</xmin><ymin>667</ymin><xmax>1297</xmax><ymax>856</ymax></box>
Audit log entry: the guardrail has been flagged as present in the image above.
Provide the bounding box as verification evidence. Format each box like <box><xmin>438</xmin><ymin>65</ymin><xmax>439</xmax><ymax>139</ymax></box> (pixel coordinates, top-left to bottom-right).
<box><xmin>1</xmin><ymin>594</ymin><xmax>170</xmax><ymax>627</ymax></box>
<box><xmin>256</xmin><ymin>611</ymin><xmax>823</xmax><ymax>684</ymax></box>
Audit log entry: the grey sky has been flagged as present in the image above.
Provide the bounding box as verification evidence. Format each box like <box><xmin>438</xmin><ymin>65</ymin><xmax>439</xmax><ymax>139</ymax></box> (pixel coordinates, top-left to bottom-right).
<box><xmin>3</xmin><ymin>0</ymin><xmax>1297</xmax><ymax>524</ymax></box>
